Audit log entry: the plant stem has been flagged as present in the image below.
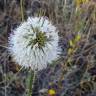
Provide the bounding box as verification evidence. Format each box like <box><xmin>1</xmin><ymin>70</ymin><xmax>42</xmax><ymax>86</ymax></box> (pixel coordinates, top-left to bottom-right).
<box><xmin>20</xmin><ymin>0</ymin><xmax>24</xmax><ymax>21</ymax></box>
<box><xmin>28</xmin><ymin>69</ymin><xmax>36</xmax><ymax>96</ymax></box>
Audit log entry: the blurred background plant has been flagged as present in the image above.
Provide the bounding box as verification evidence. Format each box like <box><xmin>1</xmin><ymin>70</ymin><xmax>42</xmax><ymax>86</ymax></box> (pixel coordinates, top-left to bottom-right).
<box><xmin>0</xmin><ymin>0</ymin><xmax>96</xmax><ymax>96</ymax></box>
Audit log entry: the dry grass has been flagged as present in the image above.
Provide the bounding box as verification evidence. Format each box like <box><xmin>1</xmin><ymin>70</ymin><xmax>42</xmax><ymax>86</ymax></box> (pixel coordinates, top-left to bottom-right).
<box><xmin>0</xmin><ymin>0</ymin><xmax>96</xmax><ymax>96</ymax></box>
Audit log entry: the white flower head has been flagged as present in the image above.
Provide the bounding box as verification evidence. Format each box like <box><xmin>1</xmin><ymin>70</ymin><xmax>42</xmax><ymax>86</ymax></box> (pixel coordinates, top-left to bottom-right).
<box><xmin>8</xmin><ymin>17</ymin><xmax>60</xmax><ymax>71</ymax></box>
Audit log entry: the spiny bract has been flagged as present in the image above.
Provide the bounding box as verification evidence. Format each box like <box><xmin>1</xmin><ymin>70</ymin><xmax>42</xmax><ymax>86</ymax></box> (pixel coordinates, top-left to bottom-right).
<box><xmin>8</xmin><ymin>17</ymin><xmax>60</xmax><ymax>71</ymax></box>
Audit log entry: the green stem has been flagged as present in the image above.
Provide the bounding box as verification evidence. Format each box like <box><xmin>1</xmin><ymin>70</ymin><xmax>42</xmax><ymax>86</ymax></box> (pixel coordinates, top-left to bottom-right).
<box><xmin>20</xmin><ymin>0</ymin><xmax>24</xmax><ymax>21</ymax></box>
<box><xmin>28</xmin><ymin>70</ymin><xmax>36</xmax><ymax>96</ymax></box>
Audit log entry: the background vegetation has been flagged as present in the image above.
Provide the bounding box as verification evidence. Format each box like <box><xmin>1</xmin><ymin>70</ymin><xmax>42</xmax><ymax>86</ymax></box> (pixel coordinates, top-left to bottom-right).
<box><xmin>0</xmin><ymin>0</ymin><xmax>96</xmax><ymax>96</ymax></box>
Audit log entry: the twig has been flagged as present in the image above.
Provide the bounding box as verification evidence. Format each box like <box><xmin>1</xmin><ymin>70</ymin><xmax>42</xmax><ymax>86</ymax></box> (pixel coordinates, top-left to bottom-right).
<box><xmin>20</xmin><ymin>0</ymin><xmax>24</xmax><ymax>21</ymax></box>
<box><xmin>0</xmin><ymin>45</ymin><xmax>8</xmax><ymax>49</ymax></box>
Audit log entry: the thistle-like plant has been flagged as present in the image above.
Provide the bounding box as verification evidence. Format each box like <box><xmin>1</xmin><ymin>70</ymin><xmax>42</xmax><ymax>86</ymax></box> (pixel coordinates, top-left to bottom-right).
<box><xmin>8</xmin><ymin>16</ymin><xmax>60</xmax><ymax>96</ymax></box>
<box><xmin>8</xmin><ymin>17</ymin><xmax>60</xmax><ymax>71</ymax></box>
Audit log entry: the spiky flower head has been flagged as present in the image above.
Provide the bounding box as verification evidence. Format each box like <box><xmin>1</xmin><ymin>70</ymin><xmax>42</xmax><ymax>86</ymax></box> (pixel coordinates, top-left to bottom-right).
<box><xmin>8</xmin><ymin>17</ymin><xmax>60</xmax><ymax>71</ymax></box>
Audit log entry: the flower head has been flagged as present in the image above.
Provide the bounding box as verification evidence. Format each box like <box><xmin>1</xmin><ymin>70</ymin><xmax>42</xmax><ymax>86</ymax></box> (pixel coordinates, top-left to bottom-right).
<box><xmin>48</xmin><ymin>89</ymin><xmax>56</xmax><ymax>96</ymax></box>
<box><xmin>8</xmin><ymin>17</ymin><xmax>60</xmax><ymax>71</ymax></box>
